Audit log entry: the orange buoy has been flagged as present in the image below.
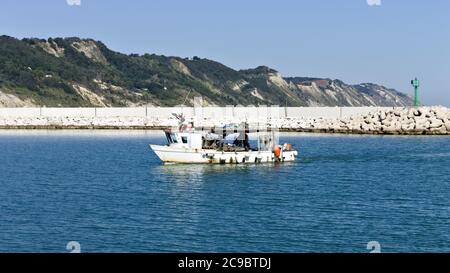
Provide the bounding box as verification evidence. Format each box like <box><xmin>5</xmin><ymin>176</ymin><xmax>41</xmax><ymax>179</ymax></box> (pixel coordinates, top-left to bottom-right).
<box><xmin>273</xmin><ymin>145</ymin><xmax>281</xmax><ymax>158</ymax></box>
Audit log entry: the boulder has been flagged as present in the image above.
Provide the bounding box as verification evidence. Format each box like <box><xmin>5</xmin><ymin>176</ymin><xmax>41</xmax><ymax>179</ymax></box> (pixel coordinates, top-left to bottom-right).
<box><xmin>429</xmin><ymin>118</ymin><xmax>444</xmax><ymax>128</ymax></box>
<box><xmin>381</xmin><ymin>118</ymin><xmax>392</xmax><ymax>126</ymax></box>
<box><xmin>430</xmin><ymin>126</ymin><xmax>447</xmax><ymax>134</ymax></box>
<box><xmin>444</xmin><ymin>119</ymin><xmax>450</xmax><ymax>131</ymax></box>
<box><xmin>401</xmin><ymin>123</ymin><xmax>413</xmax><ymax>132</ymax></box>
<box><xmin>383</xmin><ymin>124</ymin><xmax>397</xmax><ymax>133</ymax></box>
<box><xmin>435</xmin><ymin>107</ymin><xmax>449</xmax><ymax>121</ymax></box>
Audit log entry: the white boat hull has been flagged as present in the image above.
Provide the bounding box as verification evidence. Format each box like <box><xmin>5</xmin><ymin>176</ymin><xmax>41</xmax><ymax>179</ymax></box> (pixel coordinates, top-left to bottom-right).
<box><xmin>150</xmin><ymin>145</ymin><xmax>298</xmax><ymax>164</ymax></box>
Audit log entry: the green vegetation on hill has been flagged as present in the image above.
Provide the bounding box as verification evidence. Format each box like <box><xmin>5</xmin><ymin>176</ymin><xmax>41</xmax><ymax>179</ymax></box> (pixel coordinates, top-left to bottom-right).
<box><xmin>0</xmin><ymin>35</ymin><xmax>413</xmax><ymax>107</ymax></box>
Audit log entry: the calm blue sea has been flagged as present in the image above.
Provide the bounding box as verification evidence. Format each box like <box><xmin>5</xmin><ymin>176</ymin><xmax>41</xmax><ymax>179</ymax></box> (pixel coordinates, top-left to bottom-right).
<box><xmin>0</xmin><ymin>130</ymin><xmax>449</xmax><ymax>253</ymax></box>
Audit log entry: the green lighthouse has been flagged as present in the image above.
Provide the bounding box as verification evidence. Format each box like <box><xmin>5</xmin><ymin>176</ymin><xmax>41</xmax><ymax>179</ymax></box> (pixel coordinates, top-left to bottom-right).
<box><xmin>411</xmin><ymin>77</ymin><xmax>420</xmax><ymax>107</ymax></box>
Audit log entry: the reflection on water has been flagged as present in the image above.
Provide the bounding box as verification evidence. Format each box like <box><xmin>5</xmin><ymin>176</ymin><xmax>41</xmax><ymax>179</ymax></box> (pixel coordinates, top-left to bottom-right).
<box><xmin>152</xmin><ymin>161</ymin><xmax>299</xmax><ymax>184</ymax></box>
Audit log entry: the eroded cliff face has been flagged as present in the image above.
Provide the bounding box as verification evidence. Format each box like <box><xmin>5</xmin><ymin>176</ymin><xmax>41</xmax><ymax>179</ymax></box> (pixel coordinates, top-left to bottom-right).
<box><xmin>285</xmin><ymin>78</ymin><xmax>412</xmax><ymax>107</ymax></box>
<box><xmin>0</xmin><ymin>90</ymin><xmax>37</xmax><ymax>107</ymax></box>
<box><xmin>0</xmin><ymin>36</ymin><xmax>413</xmax><ymax>107</ymax></box>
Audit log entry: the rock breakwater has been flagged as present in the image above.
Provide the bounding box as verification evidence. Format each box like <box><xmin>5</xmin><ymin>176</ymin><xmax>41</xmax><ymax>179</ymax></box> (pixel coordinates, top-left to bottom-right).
<box><xmin>0</xmin><ymin>107</ymin><xmax>449</xmax><ymax>135</ymax></box>
<box><xmin>277</xmin><ymin>106</ymin><xmax>450</xmax><ymax>135</ymax></box>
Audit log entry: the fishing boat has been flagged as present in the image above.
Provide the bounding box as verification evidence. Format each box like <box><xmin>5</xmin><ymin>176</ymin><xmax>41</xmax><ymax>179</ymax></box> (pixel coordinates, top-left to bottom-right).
<box><xmin>149</xmin><ymin>115</ymin><xmax>298</xmax><ymax>164</ymax></box>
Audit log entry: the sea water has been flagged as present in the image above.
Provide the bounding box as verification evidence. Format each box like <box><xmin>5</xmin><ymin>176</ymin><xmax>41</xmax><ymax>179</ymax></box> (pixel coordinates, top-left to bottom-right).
<box><xmin>0</xmin><ymin>130</ymin><xmax>449</xmax><ymax>252</ymax></box>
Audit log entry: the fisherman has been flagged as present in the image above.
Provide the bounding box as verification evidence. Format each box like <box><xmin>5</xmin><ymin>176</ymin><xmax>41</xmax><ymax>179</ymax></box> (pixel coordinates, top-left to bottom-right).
<box><xmin>243</xmin><ymin>132</ymin><xmax>250</xmax><ymax>150</ymax></box>
<box><xmin>233</xmin><ymin>131</ymin><xmax>250</xmax><ymax>150</ymax></box>
<box><xmin>186</xmin><ymin>122</ymin><xmax>193</xmax><ymax>132</ymax></box>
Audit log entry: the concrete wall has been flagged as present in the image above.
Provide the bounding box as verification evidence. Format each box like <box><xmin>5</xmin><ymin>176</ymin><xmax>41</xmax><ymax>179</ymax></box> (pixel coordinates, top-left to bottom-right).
<box><xmin>0</xmin><ymin>106</ymin><xmax>397</xmax><ymax>119</ymax></box>
<box><xmin>0</xmin><ymin>108</ymin><xmax>41</xmax><ymax>117</ymax></box>
<box><xmin>41</xmin><ymin>107</ymin><xmax>96</xmax><ymax>117</ymax></box>
<box><xmin>340</xmin><ymin>107</ymin><xmax>394</xmax><ymax>118</ymax></box>
<box><xmin>95</xmin><ymin>107</ymin><xmax>146</xmax><ymax>117</ymax></box>
<box><xmin>286</xmin><ymin>107</ymin><xmax>339</xmax><ymax>119</ymax></box>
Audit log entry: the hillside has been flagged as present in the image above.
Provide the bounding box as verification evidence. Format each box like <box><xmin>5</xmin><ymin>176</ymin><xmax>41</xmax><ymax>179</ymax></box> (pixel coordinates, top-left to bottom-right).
<box><xmin>0</xmin><ymin>36</ymin><xmax>413</xmax><ymax>107</ymax></box>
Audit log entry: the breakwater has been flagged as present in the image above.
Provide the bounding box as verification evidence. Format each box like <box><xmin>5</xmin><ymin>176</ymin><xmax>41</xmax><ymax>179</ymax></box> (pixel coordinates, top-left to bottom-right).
<box><xmin>0</xmin><ymin>106</ymin><xmax>449</xmax><ymax>135</ymax></box>
<box><xmin>278</xmin><ymin>106</ymin><xmax>450</xmax><ymax>135</ymax></box>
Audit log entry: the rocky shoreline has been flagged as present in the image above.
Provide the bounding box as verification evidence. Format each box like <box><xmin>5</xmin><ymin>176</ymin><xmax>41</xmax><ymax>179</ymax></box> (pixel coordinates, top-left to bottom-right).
<box><xmin>277</xmin><ymin>106</ymin><xmax>450</xmax><ymax>135</ymax></box>
<box><xmin>0</xmin><ymin>106</ymin><xmax>449</xmax><ymax>135</ymax></box>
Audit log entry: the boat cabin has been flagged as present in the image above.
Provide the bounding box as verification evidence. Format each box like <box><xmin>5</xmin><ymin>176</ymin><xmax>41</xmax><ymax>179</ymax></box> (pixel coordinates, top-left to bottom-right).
<box><xmin>164</xmin><ymin>128</ymin><xmax>277</xmax><ymax>152</ymax></box>
<box><xmin>164</xmin><ymin>130</ymin><xmax>203</xmax><ymax>149</ymax></box>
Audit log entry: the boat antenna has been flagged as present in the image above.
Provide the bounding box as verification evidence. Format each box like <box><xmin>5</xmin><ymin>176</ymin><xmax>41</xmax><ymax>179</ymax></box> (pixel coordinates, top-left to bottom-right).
<box><xmin>172</xmin><ymin>113</ymin><xmax>186</xmax><ymax>131</ymax></box>
<box><xmin>172</xmin><ymin>113</ymin><xmax>185</xmax><ymax>123</ymax></box>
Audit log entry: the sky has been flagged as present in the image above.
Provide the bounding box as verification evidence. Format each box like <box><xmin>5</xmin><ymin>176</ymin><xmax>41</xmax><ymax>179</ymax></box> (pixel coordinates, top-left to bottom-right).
<box><xmin>1</xmin><ymin>0</ymin><xmax>449</xmax><ymax>106</ymax></box>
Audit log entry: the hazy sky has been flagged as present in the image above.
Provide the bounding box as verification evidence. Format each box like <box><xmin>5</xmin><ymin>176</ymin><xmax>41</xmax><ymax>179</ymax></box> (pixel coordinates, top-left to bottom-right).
<box><xmin>1</xmin><ymin>0</ymin><xmax>449</xmax><ymax>106</ymax></box>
